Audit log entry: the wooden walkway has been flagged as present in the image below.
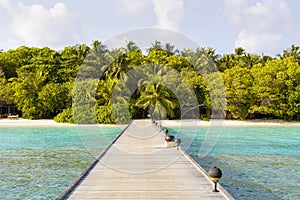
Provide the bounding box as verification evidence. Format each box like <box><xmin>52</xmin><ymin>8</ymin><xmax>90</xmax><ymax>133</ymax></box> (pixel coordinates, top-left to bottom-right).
<box><xmin>58</xmin><ymin>120</ymin><xmax>234</xmax><ymax>200</ymax></box>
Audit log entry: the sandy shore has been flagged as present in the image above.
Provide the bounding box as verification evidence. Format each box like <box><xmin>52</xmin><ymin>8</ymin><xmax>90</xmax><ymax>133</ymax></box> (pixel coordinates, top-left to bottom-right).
<box><xmin>1</xmin><ymin>118</ymin><xmax>300</xmax><ymax>127</ymax></box>
<box><xmin>0</xmin><ymin>119</ymin><xmax>74</xmax><ymax>127</ymax></box>
<box><xmin>0</xmin><ymin>119</ymin><xmax>123</xmax><ymax>127</ymax></box>
<box><xmin>160</xmin><ymin>119</ymin><xmax>300</xmax><ymax>127</ymax></box>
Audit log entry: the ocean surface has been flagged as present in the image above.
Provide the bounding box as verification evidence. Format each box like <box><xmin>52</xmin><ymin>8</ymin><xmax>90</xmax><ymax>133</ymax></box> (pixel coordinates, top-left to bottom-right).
<box><xmin>0</xmin><ymin>126</ymin><xmax>123</xmax><ymax>200</ymax></box>
<box><xmin>0</xmin><ymin>125</ymin><xmax>299</xmax><ymax>199</ymax></box>
<box><xmin>168</xmin><ymin>126</ymin><xmax>300</xmax><ymax>200</ymax></box>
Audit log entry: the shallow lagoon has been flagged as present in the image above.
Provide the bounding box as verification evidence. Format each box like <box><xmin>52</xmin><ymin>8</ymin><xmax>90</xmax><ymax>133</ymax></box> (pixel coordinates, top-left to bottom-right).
<box><xmin>0</xmin><ymin>125</ymin><xmax>299</xmax><ymax>199</ymax></box>
<box><xmin>168</xmin><ymin>126</ymin><xmax>300</xmax><ymax>200</ymax></box>
<box><xmin>0</xmin><ymin>126</ymin><xmax>122</xmax><ymax>199</ymax></box>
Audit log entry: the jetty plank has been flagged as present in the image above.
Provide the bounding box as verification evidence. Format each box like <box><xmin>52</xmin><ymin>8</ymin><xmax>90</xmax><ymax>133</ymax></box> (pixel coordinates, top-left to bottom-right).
<box><xmin>62</xmin><ymin>120</ymin><xmax>233</xmax><ymax>200</ymax></box>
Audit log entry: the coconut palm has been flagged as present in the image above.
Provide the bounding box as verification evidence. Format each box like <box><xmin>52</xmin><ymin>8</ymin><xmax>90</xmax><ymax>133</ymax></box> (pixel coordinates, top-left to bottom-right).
<box><xmin>134</xmin><ymin>64</ymin><xmax>178</xmax><ymax>119</ymax></box>
<box><xmin>96</xmin><ymin>78</ymin><xmax>118</xmax><ymax>106</ymax></box>
<box><xmin>218</xmin><ymin>54</ymin><xmax>235</xmax><ymax>71</ymax></box>
<box><xmin>87</xmin><ymin>40</ymin><xmax>110</xmax><ymax>66</ymax></box>
<box><xmin>104</xmin><ymin>48</ymin><xmax>131</xmax><ymax>80</ymax></box>
<box><xmin>78</xmin><ymin>40</ymin><xmax>110</xmax><ymax>80</ymax></box>
<box><xmin>135</xmin><ymin>83</ymin><xmax>177</xmax><ymax>120</ymax></box>
<box><xmin>75</xmin><ymin>44</ymin><xmax>90</xmax><ymax>61</ymax></box>
<box><xmin>279</xmin><ymin>44</ymin><xmax>300</xmax><ymax>63</ymax></box>
<box><xmin>241</xmin><ymin>53</ymin><xmax>260</xmax><ymax>68</ymax></box>
<box><xmin>164</xmin><ymin>43</ymin><xmax>179</xmax><ymax>55</ymax></box>
<box><xmin>91</xmin><ymin>40</ymin><xmax>109</xmax><ymax>56</ymax></box>
<box><xmin>125</xmin><ymin>41</ymin><xmax>140</xmax><ymax>52</ymax></box>
<box><xmin>148</xmin><ymin>40</ymin><xmax>163</xmax><ymax>52</ymax></box>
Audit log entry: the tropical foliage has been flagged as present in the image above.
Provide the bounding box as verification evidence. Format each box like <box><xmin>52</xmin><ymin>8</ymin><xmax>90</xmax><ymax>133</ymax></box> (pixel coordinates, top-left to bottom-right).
<box><xmin>0</xmin><ymin>42</ymin><xmax>300</xmax><ymax>123</ymax></box>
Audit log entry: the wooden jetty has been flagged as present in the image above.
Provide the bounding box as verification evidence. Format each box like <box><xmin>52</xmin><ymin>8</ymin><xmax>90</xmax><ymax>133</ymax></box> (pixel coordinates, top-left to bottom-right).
<box><xmin>58</xmin><ymin>120</ymin><xmax>234</xmax><ymax>200</ymax></box>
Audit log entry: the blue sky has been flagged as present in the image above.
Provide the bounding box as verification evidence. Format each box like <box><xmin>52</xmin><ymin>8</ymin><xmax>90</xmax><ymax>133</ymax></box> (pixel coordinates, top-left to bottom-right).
<box><xmin>0</xmin><ymin>0</ymin><xmax>299</xmax><ymax>56</ymax></box>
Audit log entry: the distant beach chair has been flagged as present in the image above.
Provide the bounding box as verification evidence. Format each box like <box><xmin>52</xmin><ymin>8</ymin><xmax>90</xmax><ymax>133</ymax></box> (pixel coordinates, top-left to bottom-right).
<box><xmin>8</xmin><ymin>114</ymin><xmax>19</xmax><ymax>120</ymax></box>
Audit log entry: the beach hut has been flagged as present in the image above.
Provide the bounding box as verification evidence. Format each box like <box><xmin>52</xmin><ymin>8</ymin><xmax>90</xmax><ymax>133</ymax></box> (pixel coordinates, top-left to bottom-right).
<box><xmin>0</xmin><ymin>101</ymin><xmax>20</xmax><ymax>118</ymax></box>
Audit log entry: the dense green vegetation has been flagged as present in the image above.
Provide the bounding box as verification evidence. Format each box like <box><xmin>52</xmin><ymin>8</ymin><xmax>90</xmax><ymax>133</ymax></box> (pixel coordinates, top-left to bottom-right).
<box><xmin>0</xmin><ymin>41</ymin><xmax>300</xmax><ymax>123</ymax></box>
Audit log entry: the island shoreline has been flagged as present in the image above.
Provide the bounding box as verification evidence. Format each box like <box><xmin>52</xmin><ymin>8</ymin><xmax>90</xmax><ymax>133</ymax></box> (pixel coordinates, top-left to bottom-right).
<box><xmin>1</xmin><ymin>118</ymin><xmax>300</xmax><ymax>127</ymax></box>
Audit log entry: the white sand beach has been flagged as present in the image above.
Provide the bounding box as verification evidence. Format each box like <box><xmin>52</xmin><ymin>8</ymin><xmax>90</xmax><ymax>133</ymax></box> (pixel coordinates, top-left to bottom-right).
<box><xmin>1</xmin><ymin>118</ymin><xmax>300</xmax><ymax>127</ymax></box>
<box><xmin>0</xmin><ymin>119</ymin><xmax>75</xmax><ymax>127</ymax></box>
<box><xmin>160</xmin><ymin>119</ymin><xmax>300</xmax><ymax>127</ymax></box>
<box><xmin>0</xmin><ymin>119</ymin><xmax>122</xmax><ymax>127</ymax></box>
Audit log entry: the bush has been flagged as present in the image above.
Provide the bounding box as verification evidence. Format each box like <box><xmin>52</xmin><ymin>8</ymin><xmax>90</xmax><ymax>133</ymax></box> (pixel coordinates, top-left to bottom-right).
<box><xmin>54</xmin><ymin>108</ymin><xmax>74</xmax><ymax>123</ymax></box>
<box><xmin>95</xmin><ymin>106</ymin><xmax>115</xmax><ymax>124</ymax></box>
<box><xmin>73</xmin><ymin>105</ymin><xmax>98</xmax><ymax>124</ymax></box>
<box><xmin>55</xmin><ymin>106</ymin><xmax>118</xmax><ymax>124</ymax></box>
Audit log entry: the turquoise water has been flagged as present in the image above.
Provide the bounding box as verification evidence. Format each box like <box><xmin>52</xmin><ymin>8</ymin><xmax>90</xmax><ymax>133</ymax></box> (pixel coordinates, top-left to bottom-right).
<box><xmin>1</xmin><ymin>125</ymin><xmax>299</xmax><ymax>199</ymax></box>
<box><xmin>168</xmin><ymin>126</ymin><xmax>300</xmax><ymax>200</ymax></box>
<box><xmin>0</xmin><ymin>126</ymin><xmax>122</xmax><ymax>200</ymax></box>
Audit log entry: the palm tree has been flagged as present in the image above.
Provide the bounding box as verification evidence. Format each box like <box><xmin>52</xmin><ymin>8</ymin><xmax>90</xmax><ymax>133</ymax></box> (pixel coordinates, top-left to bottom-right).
<box><xmin>76</xmin><ymin>44</ymin><xmax>90</xmax><ymax>61</ymax></box>
<box><xmin>280</xmin><ymin>44</ymin><xmax>300</xmax><ymax>63</ymax></box>
<box><xmin>136</xmin><ymin>63</ymin><xmax>165</xmax><ymax>85</ymax></box>
<box><xmin>96</xmin><ymin>77</ymin><xmax>118</xmax><ymax>106</ymax></box>
<box><xmin>104</xmin><ymin>48</ymin><xmax>131</xmax><ymax>80</ymax></box>
<box><xmin>134</xmin><ymin>64</ymin><xmax>178</xmax><ymax>119</ymax></box>
<box><xmin>135</xmin><ymin>83</ymin><xmax>177</xmax><ymax>120</ymax></box>
<box><xmin>10</xmin><ymin>68</ymin><xmax>47</xmax><ymax>119</ymax></box>
<box><xmin>218</xmin><ymin>54</ymin><xmax>235</xmax><ymax>71</ymax></box>
<box><xmin>199</xmin><ymin>47</ymin><xmax>220</xmax><ymax>63</ymax></box>
<box><xmin>185</xmin><ymin>47</ymin><xmax>220</xmax><ymax>74</ymax></box>
<box><xmin>260</xmin><ymin>53</ymin><xmax>272</xmax><ymax>65</ymax></box>
<box><xmin>164</xmin><ymin>43</ymin><xmax>179</xmax><ymax>55</ymax></box>
<box><xmin>125</xmin><ymin>41</ymin><xmax>140</xmax><ymax>52</ymax></box>
<box><xmin>25</xmin><ymin>69</ymin><xmax>47</xmax><ymax>93</ymax></box>
<box><xmin>235</xmin><ymin>47</ymin><xmax>246</xmax><ymax>56</ymax></box>
<box><xmin>91</xmin><ymin>40</ymin><xmax>109</xmax><ymax>55</ymax></box>
<box><xmin>180</xmin><ymin>48</ymin><xmax>193</xmax><ymax>57</ymax></box>
<box><xmin>78</xmin><ymin>40</ymin><xmax>110</xmax><ymax>80</ymax></box>
<box><xmin>241</xmin><ymin>53</ymin><xmax>260</xmax><ymax>68</ymax></box>
<box><xmin>88</xmin><ymin>40</ymin><xmax>110</xmax><ymax>65</ymax></box>
<box><xmin>148</xmin><ymin>40</ymin><xmax>163</xmax><ymax>52</ymax></box>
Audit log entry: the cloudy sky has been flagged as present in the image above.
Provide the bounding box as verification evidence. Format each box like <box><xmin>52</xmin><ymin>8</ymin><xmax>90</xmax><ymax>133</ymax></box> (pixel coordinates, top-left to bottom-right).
<box><xmin>0</xmin><ymin>0</ymin><xmax>299</xmax><ymax>56</ymax></box>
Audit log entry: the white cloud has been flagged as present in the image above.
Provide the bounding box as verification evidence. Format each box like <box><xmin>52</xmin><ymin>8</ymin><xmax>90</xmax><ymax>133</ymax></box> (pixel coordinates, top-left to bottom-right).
<box><xmin>223</xmin><ymin>0</ymin><xmax>295</xmax><ymax>54</ymax></box>
<box><xmin>222</xmin><ymin>0</ymin><xmax>249</xmax><ymax>25</ymax></box>
<box><xmin>152</xmin><ymin>0</ymin><xmax>184</xmax><ymax>31</ymax></box>
<box><xmin>235</xmin><ymin>29</ymin><xmax>282</xmax><ymax>53</ymax></box>
<box><xmin>115</xmin><ymin>0</ymin><xmax>149</xmax><ymax>15</ymax></box>
<box><xmin>1</xmin><ymin>1</ymin><xmax>82</xmax><ymax>49</ymax></box>
<box><xmin>0</xmin><ymin>0</ymin><xmax>9</xmax><ymax>8</ymax></box>
<box><xmin>105</xmin><ymin>35</ymin><xmax>129</xmax><ymax>50</ymax></box>
<box><xmin>245</xmin><ymin>0</ymin><xmax>293</xmax><ymax>32</ymax></box>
